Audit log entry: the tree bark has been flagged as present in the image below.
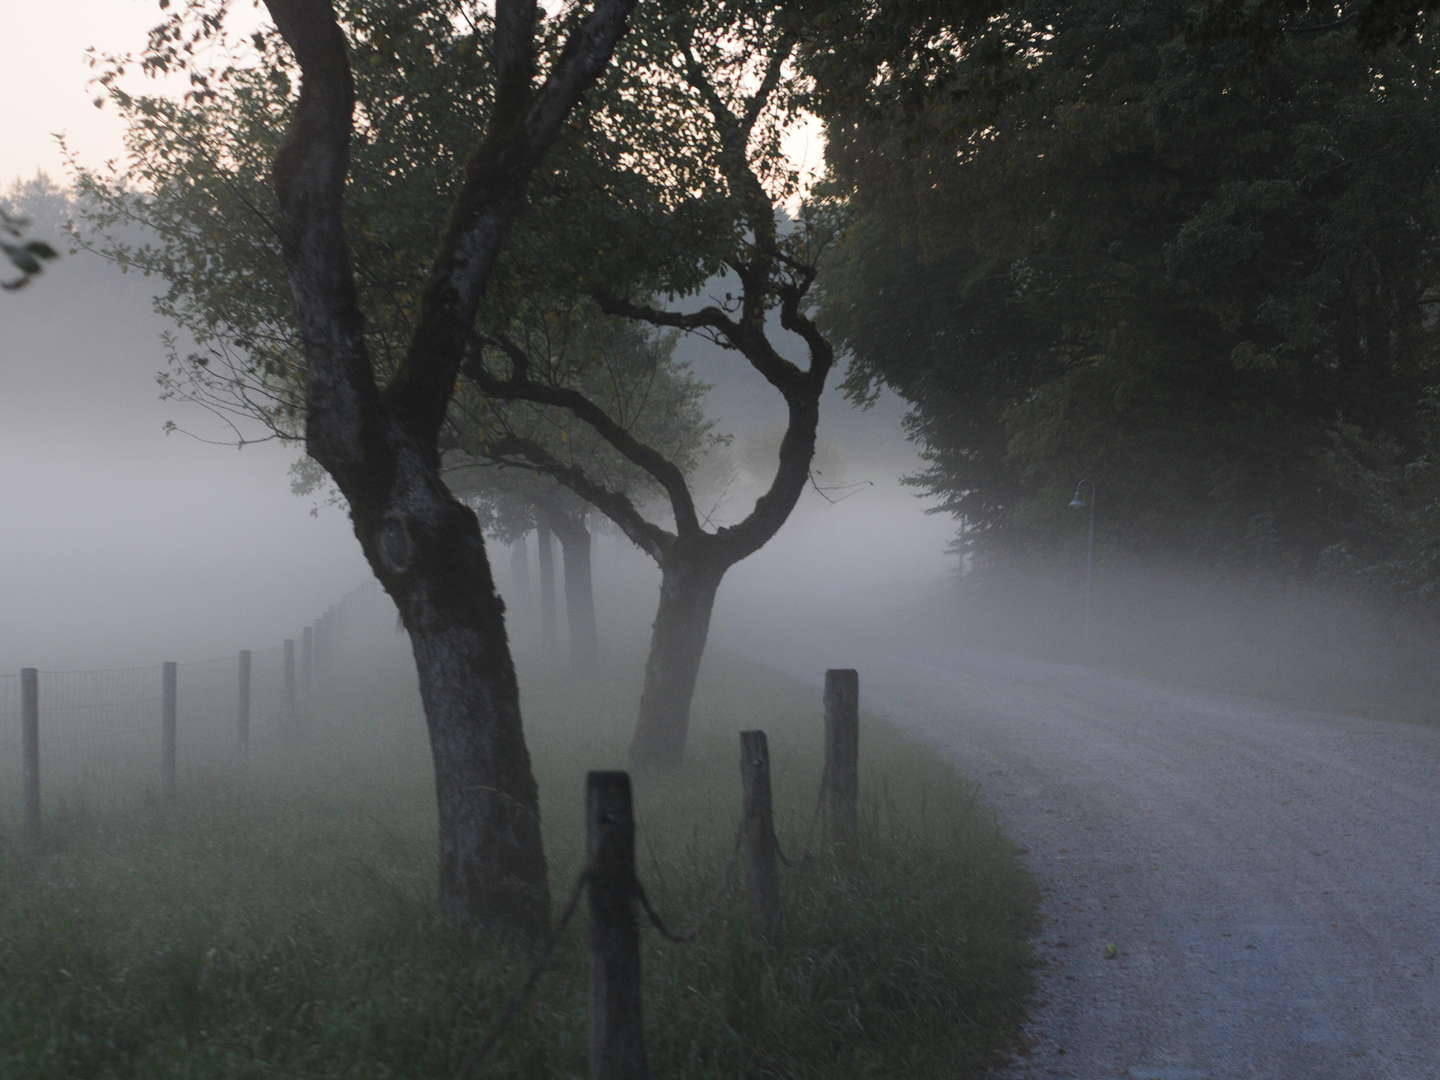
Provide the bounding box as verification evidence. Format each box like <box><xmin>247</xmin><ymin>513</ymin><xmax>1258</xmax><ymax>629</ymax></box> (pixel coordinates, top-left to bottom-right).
<box><xmin>373</xmin><ymin>487</ymin><xmax>548</xmax><ymax>932</ymax></box>
<box><xmin>630</xmin><ymin>549</ymin><xmax>725</xmax><ymax>771</ymax></box>
<box><xmin>537</xmin><ymin>521</ymin><xmax>558</xmax><ymax>649</ymax></box>
<box><xmin>539</xmin><ymin>501</ymin><xmax>600</xmax><ymax>672</ymax></box>
<box><xmin>259</xmin><ymin>0</ymin><xmax>636</xmax><ymax>934</ymax></box>
<box><xmin>331</xmin><ymin>450</ymin><xmax>553</xmax><ymax>935</ymax></box>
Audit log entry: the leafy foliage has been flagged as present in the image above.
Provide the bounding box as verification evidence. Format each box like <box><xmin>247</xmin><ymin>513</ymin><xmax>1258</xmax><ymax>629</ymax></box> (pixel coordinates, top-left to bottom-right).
<box><xmin>812</xmin><ymin>0</ymin><xmax>1440</xmax><ymax>593</ymax></box>
<box><xmin>75</xmin><ymin>1</ymin><xmax>716</xmax><ymax>508</ymax></box>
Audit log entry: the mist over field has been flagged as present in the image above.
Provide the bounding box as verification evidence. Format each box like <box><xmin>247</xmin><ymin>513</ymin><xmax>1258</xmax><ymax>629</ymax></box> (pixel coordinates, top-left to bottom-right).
<box><xmin>0</xmin><ymin>225</ymin><xmax>954</xmax><ymax>676</ymax></box>
<box><xmin>0</xmin><ymin>242</ymin><xmax>367</xmax><ymax>670</ymax></box>
<box><xmin>1</xmin><ymin>224</ymin><xmax>1413</xmax><ymax>721</ymax></box>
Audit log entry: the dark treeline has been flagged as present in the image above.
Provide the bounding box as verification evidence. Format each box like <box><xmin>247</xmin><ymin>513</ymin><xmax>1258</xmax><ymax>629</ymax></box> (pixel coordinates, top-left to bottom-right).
<box><xmin>798</xmin><ymin>1</ymin><xmax>1440</xmax><ymax>709</ymax></box>
<box><xmin>814</xmin><ymin>1</ymin><xmax>1440</xmax><ymax>594</ymax></box>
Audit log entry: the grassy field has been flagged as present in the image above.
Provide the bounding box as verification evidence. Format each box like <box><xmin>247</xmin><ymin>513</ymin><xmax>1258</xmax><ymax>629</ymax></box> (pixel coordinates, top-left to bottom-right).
<box><xmin>0</xmin><ymin>647</ymin><xmax>1034</xmax><ymax>1078</ymax></box>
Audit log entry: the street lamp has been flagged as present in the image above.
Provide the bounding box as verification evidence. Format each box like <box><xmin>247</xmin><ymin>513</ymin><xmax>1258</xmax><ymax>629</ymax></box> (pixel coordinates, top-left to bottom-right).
<box><xmin>1068</xmin><ymin>477</ymin><xmax>1096</xmax><ymax>644</ymax></box>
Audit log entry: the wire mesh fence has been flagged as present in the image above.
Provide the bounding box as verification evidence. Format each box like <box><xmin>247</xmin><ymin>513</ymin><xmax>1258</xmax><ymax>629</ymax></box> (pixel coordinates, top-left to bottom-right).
<box><xmin>32</xmin><ymin>664</ymin><xmax>163</xmax><ymax>820</ymax></box>
<box><xmin>0</xmin><ymin>581</ymin><xmax>383</xmax><ymax>844</ymax></box>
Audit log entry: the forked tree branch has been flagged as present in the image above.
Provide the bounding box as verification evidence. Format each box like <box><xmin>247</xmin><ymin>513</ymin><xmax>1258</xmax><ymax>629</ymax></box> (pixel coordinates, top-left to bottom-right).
<box><xmin>320</xmin><ymin>0</ymin><xmax>635</xmax><ymax>455</ymax></box>
<box><xmin>487</xmin><ymin>433</ymin><xmax>674</xmax><ymax>559</ymax></box>
<box><xmin>464</xmin><ymin>334</ymin><xmax>702</xmax><ymax>536</ymax></box>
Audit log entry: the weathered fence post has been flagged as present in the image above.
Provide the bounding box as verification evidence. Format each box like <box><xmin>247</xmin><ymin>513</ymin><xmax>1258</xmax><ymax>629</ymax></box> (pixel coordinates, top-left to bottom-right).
<box><xmin>283</xmin><ymin>638</ymin><xmax>296</xmax><ymax>724</ymax></box>
<box><xmin>237</xmin><ymin>649</ymin><xmax>252</xmax><ymax>761</ymax></box>
<box><xmin>587</xmin><ymin>770</ymin><xmax>650</xmax><ymax>1080</ymax></box>
<box><xmin>301</xmin><ymin>624</ymin><xmax>314</xmax><ymax>695</ymax></box>
<box><xmin>740</xmin><ymin>730</ymin><xmax>784</xmax><ymax>944</ymax></box>
<box><xmin>21</xmin><ymin>668</ymin><xmax>39</xmax><ymax>849</ymax></box>
<box><xmin>824</xmin><ymin>668</ymin><xmax>860</xmax><ymax>861</ymax></box>
<box><xmin>312</xmin><ymin>617</ymin><xmax>324</xmax><ymax>686</ymax></box>
<box><xmin>162</xmin><ymin>661</ymin><xmax>177</xmax><ymax>801</ymax></box>
<box><xmin>315</xmin><ymin>608</ymin><xmax>332</xmax><ymax>683</ymax></box>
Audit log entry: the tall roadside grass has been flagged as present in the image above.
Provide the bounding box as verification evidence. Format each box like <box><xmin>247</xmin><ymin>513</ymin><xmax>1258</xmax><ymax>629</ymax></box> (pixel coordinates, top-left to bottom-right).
<box><xmin>0</xmin><ymin>648</ymin><xmax>1034</xmax><ymax>1079</ymax></box>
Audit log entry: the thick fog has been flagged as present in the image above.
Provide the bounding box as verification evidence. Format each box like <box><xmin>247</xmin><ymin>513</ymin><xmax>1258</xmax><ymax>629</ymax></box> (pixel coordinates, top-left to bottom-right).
<box><xmin>7</xmin><ymin>231</ymin><xmax>1402</xmax><ymax>722</ymax></box>
<box><xmin>2</xmin><ymin>237</ymin><xmax>956</xmax><ymax>681</ymax></box>
<box><xmin>1</xmin><ymin>247</ymin><xmax>369</xmax><ymax>670</ymax></box>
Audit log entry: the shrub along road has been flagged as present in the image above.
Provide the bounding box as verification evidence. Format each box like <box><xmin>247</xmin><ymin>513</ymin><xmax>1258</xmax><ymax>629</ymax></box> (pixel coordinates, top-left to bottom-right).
<box><xmin>718</xmin><ymin>612</ymin><xmax>1440</xmax><ymax>1079</ymax></box>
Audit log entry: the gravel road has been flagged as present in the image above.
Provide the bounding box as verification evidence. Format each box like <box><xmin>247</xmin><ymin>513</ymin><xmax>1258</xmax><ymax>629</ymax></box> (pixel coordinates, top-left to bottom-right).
<box><xmin>717</xmin><ymin>616</ymin><xmax>1440</xmax><ymax>1079</ymax></box>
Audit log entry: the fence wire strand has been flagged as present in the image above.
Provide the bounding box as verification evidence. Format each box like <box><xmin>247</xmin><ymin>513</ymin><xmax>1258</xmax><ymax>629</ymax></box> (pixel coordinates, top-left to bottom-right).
<box><xmin>455</xmin><ymin>865</ymin><xmax>593</xmax><ymax>1080</ymax></box>
<box><xmin>777</xmin><ymin>758</ymin><xmax>830</xmax><ymax>870</ymax></box>
<box><xmin>635</xmin><ymin>819</ymin><xmax>746</xmax><ymax>945</ymax></box>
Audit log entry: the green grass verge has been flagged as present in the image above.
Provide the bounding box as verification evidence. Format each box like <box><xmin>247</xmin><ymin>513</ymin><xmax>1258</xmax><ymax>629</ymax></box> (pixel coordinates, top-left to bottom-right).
<box><xmin>0</xmin><ymin>650</ymin><xmax>1034</xmax><ymax>1078</ymax></box>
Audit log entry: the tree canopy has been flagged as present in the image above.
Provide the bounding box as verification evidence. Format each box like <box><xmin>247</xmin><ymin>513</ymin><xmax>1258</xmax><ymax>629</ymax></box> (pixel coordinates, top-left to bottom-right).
<box><xmin>812</xmin><ymin>0</ymin><xmax>1440</xmax><ymax>590</ymax></box>
<box><xmin>85</xmin><ymin>0</ymin><xmax>836</xmax><ymax>775</ymax></box>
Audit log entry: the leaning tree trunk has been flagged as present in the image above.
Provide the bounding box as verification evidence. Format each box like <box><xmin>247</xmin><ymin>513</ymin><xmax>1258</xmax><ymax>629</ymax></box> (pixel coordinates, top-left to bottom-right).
<box><xmin>352</xmin><ymin>462</ymin><xmax>550</xmax><ymax>935</ymax></box>
<box><xmin>542</xmin><ymin>505</ymin><xmax>600</xmax><ymax>672</ymax></box>
<box><xmin>630</xmin><ymin>550</ymin><xmax>726</xmax><ymax>771</ymax></box>
<box><xmin>537</xmin><ymin>522</ymin><xmax>558</xmax><ymax>649</ymax></box>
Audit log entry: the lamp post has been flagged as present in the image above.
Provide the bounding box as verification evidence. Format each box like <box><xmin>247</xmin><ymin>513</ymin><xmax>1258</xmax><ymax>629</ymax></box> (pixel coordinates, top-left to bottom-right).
<box><xmin>1068</xmin><ymin>477</ymin><xmax>1096</xmax><ymax>644</ymax></box>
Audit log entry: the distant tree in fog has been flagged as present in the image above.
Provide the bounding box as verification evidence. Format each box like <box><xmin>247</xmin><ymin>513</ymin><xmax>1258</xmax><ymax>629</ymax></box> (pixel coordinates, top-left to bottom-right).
<box><xmin>463</xmin><ymin>3</ymin><xmax>841</xmax><ymax>771</ymax></box>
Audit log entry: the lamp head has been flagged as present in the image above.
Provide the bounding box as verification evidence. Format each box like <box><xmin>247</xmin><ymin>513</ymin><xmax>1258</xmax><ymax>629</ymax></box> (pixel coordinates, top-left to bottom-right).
<box><xmin>1068</xmin><ymin>494</ymin><xmax>1087</xmax><ymax>510</ymax></box>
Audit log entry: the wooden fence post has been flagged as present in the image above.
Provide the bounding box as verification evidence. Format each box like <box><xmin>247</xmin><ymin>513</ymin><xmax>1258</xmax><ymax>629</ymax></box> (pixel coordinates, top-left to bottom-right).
<box><xmin>824</xmin><ymin>668</ymin><xmax>860</xmax><ymax>861</ymax></box>
<box><xmin>237</xmin><ymin>649</ymin><xmax>252</xmax><ymax>761</ymax></box>
<box><xmin>301</xmin><ymin>625</ymin><xmax>314</xmax><ymax>695</ymax></box>
<box><xmin>315</xmin><ymin>608</ymin><xmax>332</xmax><ymax>683</ymax></box>
<box><xmin>587</xmin><ymin>770</ymin><xmax>650</xmax><ymax>1080</ymax></box>
<box><xmin>162</xmin><ymin>661</ymin><xmax>177</xmax><ymax>801</ymax></box>
<box><xmin>740</xmin><ymin>730</ymin><xmax>784</xmax><ymax>944</ymax></box>
<box><xmin>21</xmin><ymin>668</ymin><xmax>39</xmax><ymax>849</ymax></box>
<box><xmin>283</xmin><ymin>638</ymin><xmax>296</xmax><ymax>725</ymax></box>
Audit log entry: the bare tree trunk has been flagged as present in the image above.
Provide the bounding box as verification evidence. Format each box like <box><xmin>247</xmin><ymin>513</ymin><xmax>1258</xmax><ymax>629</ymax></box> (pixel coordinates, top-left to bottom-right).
<box><xmin>630</xmin><ymin>552</ymin><xmax>724</xmax><ymax>771</ymax></box>
<box><xmin>349</xmin><ymin>461</ymin><xmax>551</xmax><ymax>934</ymax></box>
<box><xmin>537</xmin><ymin>522</ymin><xmax>558</xmax><ymax>649</ymax></box>
<box><xmin>562</xmin><ymin>521</ymin><xmax>599</xmax><ymax>671</ymax></box>
<box><xmin>509</xmin><ymin>532</ymin><xmax>532</xmax><ymax>608</ymax></box>
<box><xmin>402</xmin><ymin>534</ymin><xmax>547</xmax><ymax>932</ymax></box>
<box><xmin>540</xmin><ymin>502</ymin><xmax>600</xmax><ymax>672</ymax></box>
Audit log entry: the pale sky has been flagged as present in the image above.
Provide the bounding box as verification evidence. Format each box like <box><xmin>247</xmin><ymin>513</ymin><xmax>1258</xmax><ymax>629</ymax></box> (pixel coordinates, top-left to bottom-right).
<box><xmin>0</xmin><ymin>2</ymin><xmax>827</xmax><ymax>197</ymax></box>
<box><xmin>2</xmin><ymin>1</ymin><xmax>169</xmax><ymax>185</ymax></box>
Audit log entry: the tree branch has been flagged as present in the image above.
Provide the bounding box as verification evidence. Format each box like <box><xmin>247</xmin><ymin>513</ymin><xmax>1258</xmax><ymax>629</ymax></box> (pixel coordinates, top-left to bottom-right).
<box><xmin>465</xmin><ymin>334</ymin><xmax>702</xmax><ymax>536</ymax></box>
<box><xmin>486</xmin><ymin>434</ymin><xmax>673</xmax><ymax>560</ymax></box>
<box><xmin>594</xmin><ymin>288</ymin><xmax>808</xmax><ymax>400</ymax></box>
<box><xmin>382</xmin><ymin>0</ymin><xmax>636</xmax><ymax>451</ymax></box>
<box><xmin>262</xmin><ymin>0</ymin><xmax>382</xmax><ymax>487</ymax></box>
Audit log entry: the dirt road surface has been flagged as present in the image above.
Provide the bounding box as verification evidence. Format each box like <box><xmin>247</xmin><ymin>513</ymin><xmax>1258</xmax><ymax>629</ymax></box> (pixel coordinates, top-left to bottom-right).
<box><xmin>718</xmin><ymin>615</ymin><xmax>1440</xmax><ymax>1079</ymax></box>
